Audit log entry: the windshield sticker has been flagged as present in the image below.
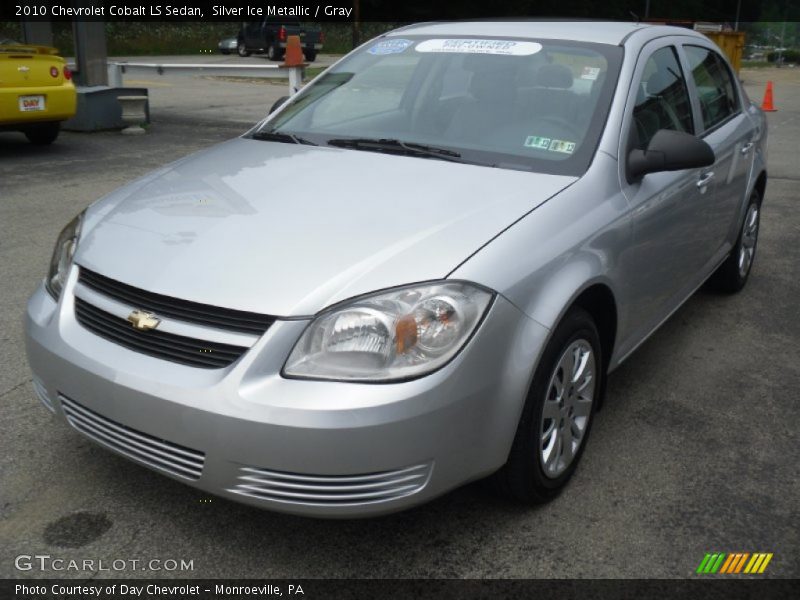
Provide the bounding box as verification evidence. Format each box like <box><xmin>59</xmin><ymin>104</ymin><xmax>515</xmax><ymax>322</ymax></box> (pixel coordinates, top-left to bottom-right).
<box><xmin>580</xmin><ymin>66</ymin><xmax>601</xmax><ymax>80</ymax></box>
<box><xmin>415</xmin><ymin>39</ymin><xmax>543</xmax><ymax>56</ymax></box>
<box><xmin>368</xmin><ymin>39</ymin><xmax>413</xmax><ymax>55</ymax></box>
<box><xmin>549</xmin><ymin>139</ymin><xmax>576</xmax><ymax>154</ymax></box>
<box><xmin>524</xmin><ymin>136</ymin><xmax>551</xmax><ymax>150</ymax></box>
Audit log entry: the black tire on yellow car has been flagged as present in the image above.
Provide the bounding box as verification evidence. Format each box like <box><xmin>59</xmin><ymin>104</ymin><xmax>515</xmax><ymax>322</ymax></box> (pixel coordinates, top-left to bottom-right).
<box><xmin>24</xmin><ymin>122</ymin><xmax>61</xmax><ymax>145</ymax></box>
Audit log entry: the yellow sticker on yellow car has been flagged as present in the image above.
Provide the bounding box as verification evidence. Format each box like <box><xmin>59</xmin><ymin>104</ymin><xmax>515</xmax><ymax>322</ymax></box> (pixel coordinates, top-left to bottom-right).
<box><xmin>19</xmin><ymin>95</ymin><xmax>45</xmax><ymax>112</ymax></box>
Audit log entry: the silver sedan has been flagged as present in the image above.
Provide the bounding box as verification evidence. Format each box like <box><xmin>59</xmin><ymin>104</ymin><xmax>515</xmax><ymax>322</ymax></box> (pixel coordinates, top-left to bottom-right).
<box><xmin>26</xmin><ymin>21</ymin><xmax>767</xmax><ymax>517</ymax></box>
<box><xmin>218</xmin><ymin>37</ymin><xmax>238</xmax><ymax>55</ymax></box>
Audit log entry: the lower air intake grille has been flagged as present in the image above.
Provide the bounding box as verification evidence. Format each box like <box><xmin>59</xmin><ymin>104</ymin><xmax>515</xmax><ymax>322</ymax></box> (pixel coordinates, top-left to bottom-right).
<box><xmin>228</xmin><ymin>463</ymin><xmax>433</xmax><ymax>506</ymax></box>
<box><xmin>74</xmin><ymin>297</ymin><xmax>247</xmax><ymax>369</ymax></box>
<box><xmin>60</xmin><ymin>395</ymin><xmax>205</xmax><ymax>480</ymax></box>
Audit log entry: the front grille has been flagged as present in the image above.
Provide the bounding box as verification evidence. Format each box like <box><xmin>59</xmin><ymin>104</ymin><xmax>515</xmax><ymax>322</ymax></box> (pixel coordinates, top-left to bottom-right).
<box><xmin>75</xmin><ymin>297</ymin><xmax>247</xmax><ymax>369</ymax></box>
<box><xmin>78</xmin><ymin>268</ymin><xmax>274</xmax><ymax>335</ymax></box>
<box><xmin>228</xmin><ymin>463</ymin><xmax>433</xmax><ymax>506</ymax></box>
<box><xmin>60</xmin><ymin>395</ymin><xmax>205</xmax><ymax>480</ymax></box>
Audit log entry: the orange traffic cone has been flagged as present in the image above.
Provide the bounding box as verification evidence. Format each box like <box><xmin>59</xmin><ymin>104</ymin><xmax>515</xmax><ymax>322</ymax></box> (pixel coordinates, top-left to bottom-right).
<box><xmin>760</xmin><ymin>81</ymin><xmax>777</xmax><ymax>112</ymax></box>
<box><xmin>282</xmin><ymin>35</ymin><xmax>305</xmax><ymax>68</ymax></box>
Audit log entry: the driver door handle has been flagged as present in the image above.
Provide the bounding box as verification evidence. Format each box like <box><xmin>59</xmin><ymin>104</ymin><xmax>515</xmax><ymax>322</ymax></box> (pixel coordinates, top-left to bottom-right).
<box><xmin>697</xmin><ymin>172</ymin><xmax>715</xmax><ymax>188</ymax></box>
<box><xmin>741</xmin><ymin>142</ymin><xmax>754</xmax><ymax>155</ymax></box>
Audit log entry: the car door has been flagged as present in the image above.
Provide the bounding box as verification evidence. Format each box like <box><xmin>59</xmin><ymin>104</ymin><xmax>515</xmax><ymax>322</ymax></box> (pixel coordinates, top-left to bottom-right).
<box><xmin>681</xmin><ymin>44</ymin><xmax>755</xmax><ymax>257</ymax></box>
<box><xmin>618</xmin><ymin>40</ymin><xmax>716</xmax><ymax>346</ymax></box>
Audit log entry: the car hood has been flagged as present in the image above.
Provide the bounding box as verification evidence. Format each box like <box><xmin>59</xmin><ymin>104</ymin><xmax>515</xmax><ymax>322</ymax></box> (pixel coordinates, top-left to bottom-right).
<box><xmin>77</xmin><ymin>138</ymin><xmax>575</xmax><ymax>316</ymax></box>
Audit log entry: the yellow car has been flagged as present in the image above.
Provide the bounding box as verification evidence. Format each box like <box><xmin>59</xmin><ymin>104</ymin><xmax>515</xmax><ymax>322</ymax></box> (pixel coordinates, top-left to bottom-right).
<box><xmin>1</xmin><ymin>38</ymin><xmax>76</xmax><ymax>144</ymax></box>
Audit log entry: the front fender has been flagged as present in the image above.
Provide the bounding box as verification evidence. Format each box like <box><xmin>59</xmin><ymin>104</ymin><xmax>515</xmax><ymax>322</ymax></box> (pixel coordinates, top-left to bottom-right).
<box><xmin>451</xmin><ymin>153</ymin><xmax>630</xmax><ymax>357</ymax></box>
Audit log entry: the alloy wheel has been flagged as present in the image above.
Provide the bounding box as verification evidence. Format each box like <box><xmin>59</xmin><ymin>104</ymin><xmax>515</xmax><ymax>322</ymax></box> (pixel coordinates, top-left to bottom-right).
<box><xmin>540</xmin><ymin>339</ymin><xmax>596</xmax><ymax>478</ymax></box>
<box><xmin>738</xmin><ymin>204</ymin><xmax>759</xmax><ymax>278</ymax></box>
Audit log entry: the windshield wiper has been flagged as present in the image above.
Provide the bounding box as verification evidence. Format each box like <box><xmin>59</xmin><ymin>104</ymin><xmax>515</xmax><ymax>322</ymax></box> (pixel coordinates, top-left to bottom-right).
<box><xmin>251</xmin><ymin>130</ymin><xmax>317</xmax><ymax>146</ymax></box>
<box><xmin>326</xmin><ymin>138</ymin><xmax>464</xmax><ymax>162</ymax></box>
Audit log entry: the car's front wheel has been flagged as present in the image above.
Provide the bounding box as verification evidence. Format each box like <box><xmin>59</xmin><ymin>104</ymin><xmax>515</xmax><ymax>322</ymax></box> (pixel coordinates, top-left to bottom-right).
<box><xmin>237</xmin><ymin>40</ymin><xmax>250</xmax><ymax>57</ymax></box>
<box><xmin>709</xmin><ymin>188</ymin><xmax>761</xmax><ymax>293</ymax></box>
<box><xmin>493</xmin><ymin>307</ymin><xmax>602</xmax><ymax>504</ymax></box>
<box><xmin>24</xmin><ymin>122</ymin><xmax>60</xmax><ymax>145</ymax></box>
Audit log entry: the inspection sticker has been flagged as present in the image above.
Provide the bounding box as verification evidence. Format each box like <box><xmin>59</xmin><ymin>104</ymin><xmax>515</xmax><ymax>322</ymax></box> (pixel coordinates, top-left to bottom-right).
<box><xmin>580</xmin><ymin>66</ymin><xmax>601</xmax><ymax>80</ymax></box>
<box><xmin>415</xmin><ymin>39</ymin><xmax>542</xmax><ymax>56</ymax></box>
<box><xmin>549</xmin><ymin>139</ymin><xmax>576</xmax><ymax>154</ymax></box>
<box><xmin>368</xmin><ymin>39</ymin><xmax>413</xmax><ymax>55</ymax></box>
<box><xmin>524</xmin><ymin>136</ymin><xmax>551</xmax><ymax>150</ymax></box>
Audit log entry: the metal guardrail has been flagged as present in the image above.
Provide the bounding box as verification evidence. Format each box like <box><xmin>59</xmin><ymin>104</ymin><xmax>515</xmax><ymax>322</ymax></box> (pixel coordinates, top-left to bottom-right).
<box><xmin>106</xmin><ymin>61</ymin><xmax>289</xmax><ymax>86</ymax></box>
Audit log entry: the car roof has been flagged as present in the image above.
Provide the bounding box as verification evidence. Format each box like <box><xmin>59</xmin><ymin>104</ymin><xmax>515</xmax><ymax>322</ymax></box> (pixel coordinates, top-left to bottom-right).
<box><xmin>386</xmin><ymin>21</ymin><xmax>702</xmax><ymax>47</ymax></box>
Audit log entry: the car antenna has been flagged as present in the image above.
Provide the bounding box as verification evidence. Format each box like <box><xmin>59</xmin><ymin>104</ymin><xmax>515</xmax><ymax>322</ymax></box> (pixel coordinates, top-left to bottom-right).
<box><xmin>629</xmin><ymin>11</ymin><xmax>640</xmax><ymax>23</ymax></box>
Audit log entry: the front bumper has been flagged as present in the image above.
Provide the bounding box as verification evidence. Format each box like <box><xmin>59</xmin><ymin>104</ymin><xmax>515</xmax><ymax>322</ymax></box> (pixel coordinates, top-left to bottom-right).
<box><xmin>0</xmin><ymin>82</ymin><xmax>76</xmax><ymax>127</ymax></box>
<box><xmin>25</xmin><ymin>268</ymin><xmax>548</xmax><ymax>517</ymax></box>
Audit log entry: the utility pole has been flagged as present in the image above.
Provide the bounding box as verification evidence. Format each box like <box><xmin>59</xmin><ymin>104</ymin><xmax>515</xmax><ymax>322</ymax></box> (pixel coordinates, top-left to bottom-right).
<box><xmin>351</xmin><ymin>0</ymin><xmax>361</xmax><ymax>50</ymax></box>
<box><xmin>21</xmin><ymin>0</ymin><xmax>53</xmax><ymax>46</ymax></box>
<box><xmin>72</xmin><ymin>18</ymin><xmax>109</xmax><ymax>86</ymax></box>
<box><xmin>777</xmin><ymin>19</ymin><xmax>787</xmax><ymax>67</ymax></box>
<box><xmin>734</xmin><ymin>0</ymin><xmax>741</xmax><ymax>31</ymax></box>
<box><xmin>22</xmin><ymin>21</ymin><xmax>53</xmax><ymax>46</ymax></box>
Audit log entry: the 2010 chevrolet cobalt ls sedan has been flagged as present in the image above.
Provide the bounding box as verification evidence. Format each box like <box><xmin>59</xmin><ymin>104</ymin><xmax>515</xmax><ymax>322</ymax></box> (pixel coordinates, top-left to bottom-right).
<box><xmin>26</xmin><ymin>22</ymin><xmax>767</xmax><ymax>517</ymax></box>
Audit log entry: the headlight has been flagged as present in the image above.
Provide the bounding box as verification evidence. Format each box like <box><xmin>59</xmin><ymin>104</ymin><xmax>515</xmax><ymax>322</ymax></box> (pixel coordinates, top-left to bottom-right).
<box><xmin>283</xmin><ymin>282</ymin><xmax>493</xmax><ymax>382</ymax></box>
<box><xmin>45</xmin><ymin>211</ymin><xmax>84</xmax><ymax>300</ymax></box>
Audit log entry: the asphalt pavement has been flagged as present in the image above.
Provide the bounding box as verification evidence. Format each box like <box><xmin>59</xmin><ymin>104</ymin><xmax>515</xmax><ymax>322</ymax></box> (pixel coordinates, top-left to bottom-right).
<box><xmin>0</xmin><ymin>66</ymin><xmax>798</xmax><ymax>579</ymax></box>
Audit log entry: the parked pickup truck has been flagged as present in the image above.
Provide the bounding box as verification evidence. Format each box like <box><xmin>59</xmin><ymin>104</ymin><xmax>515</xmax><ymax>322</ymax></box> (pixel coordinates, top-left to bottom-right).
<box><xmin>237</xmin><ymin>18</ymin><xmax>323</xmax><ymax>62</ymax></box>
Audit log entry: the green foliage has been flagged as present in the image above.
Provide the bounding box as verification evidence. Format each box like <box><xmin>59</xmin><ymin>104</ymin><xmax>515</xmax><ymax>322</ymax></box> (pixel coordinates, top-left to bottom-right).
<box><xmin>0</xmin><ymin>21</ymin><xmax>23</xmax><ymax>42</ymax></box>
<box><xmin>766</xmin><ymin>49</ymin><xmax>800</xmax><ymax>64</ymax></box>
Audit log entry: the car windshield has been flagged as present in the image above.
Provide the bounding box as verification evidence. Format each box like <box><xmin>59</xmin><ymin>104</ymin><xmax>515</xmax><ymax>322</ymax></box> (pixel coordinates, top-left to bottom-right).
<box><xmin>254</xmin><ymin>35</ymin><xmax>622</xmax><ymax>175</ymax></box>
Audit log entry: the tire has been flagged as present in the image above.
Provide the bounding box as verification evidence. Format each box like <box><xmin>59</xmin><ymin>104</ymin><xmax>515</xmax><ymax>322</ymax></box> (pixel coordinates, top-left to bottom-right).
<box><xmin>493</xmin><ymin>307</ymin><xmax>602</xmax><ymax>504</ymax></box>
<box><xmin>237</xmin><ymin>40</ymin><xmax>250</xmax><ymax>57</ymax></box>
<box><xmin>709</xmin><ymin>188</ymin><xmax>761</xmax><ymax>293</ymax></box>
<box><xmin>267</xmin><ymin>44</ymin><xmax>284</xmax><ymax>61</ymax></box>
<box><xmin>304</xmin><ymin>50</ymin><xmax>317</xmax><ymax>62</ymax></box>
<box><xmin>24</xmin><ymin>122</ymin><xmax>60</xmax><ymax>145</ymax></box>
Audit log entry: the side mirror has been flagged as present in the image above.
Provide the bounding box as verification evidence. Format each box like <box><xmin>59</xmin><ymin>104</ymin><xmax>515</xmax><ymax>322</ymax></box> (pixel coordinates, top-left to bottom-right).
<box><xmin>269</xmin><ymin>95</ymin><xmax>290</xmax><ymax>114</ymax></box>
<box><xmin>628</xmin><ymin>129</ymin><xmax>715</xmax><ymax>181</ymax></box>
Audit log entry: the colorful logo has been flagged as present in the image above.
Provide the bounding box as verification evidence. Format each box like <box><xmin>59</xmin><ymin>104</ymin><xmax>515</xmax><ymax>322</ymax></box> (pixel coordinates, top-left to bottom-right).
<box><xmin>367</xmin><ymin>39</ymin><xmax>413</xmax><ymax>55</ymax></box>
<box><xmin>696</xmin><ymin>552</ymin><xmax>773</xmax><ymax>574</ymax></box>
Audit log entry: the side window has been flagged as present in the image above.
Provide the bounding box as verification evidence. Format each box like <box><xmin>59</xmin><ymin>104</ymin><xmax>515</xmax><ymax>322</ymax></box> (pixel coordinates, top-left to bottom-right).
<box><xmin>632</xmin><ymin>47</ymin><xmax>694</xmax><ymax>150</ymax></box>
<box><xmin>684</xmin><ymin>45</ymin><xmax>739</xmax><ymax>131</ymax></box>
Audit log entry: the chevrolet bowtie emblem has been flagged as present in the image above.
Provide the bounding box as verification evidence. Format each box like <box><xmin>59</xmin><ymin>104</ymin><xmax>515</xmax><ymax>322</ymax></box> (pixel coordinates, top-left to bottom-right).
<box><xmin>127</xmin><ymin>310</ymin><xmax>160</xmax><ymax>331</ymax></box>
